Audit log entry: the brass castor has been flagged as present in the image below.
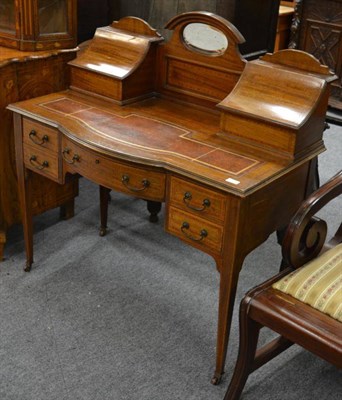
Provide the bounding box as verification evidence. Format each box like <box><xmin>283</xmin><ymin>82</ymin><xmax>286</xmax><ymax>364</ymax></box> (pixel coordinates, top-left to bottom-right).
<box><xmin>99</xmin><ymin>226</ymin><xmax>107</xmax><ymax>237</ymax></box>
<box><xmin>211</xmin><ymin>373</ymin><xmax>223</xmax><ymax>385</ymax></box>
<box><xmin>24</xmin><ymin>261</ymin><xmax>32</xmax><ymax>272</ymax></box>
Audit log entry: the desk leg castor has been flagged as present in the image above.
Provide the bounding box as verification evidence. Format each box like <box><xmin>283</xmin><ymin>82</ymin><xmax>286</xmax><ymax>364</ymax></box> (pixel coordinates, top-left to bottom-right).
<box><xmin>24</xmin><ymin>261</ymin><xmax>32</xmax><ymax>272</ymax></box>
<box><xmin>211</xmin><ymin>372</ymin><xmax>223</xmax><ymax>385</ymax></box>
<box><xmin>99</xmin><ymin>226</ymin><xmax>107</xmax><ymax>236</ymax></box>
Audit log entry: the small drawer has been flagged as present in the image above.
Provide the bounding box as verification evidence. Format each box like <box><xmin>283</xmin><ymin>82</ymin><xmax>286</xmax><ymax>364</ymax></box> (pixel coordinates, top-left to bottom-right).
<box><xmin>23</xmin><ymin>118</ymin><xmax>59</xmax><ymax>152</ymax></box>
<box><xmin>62</xmin><ymin>138</ymin><xmax>115</xmax><ymax>187</ymax></box>
<box><xmin>62</xmin><ymin>138</ymin><xmax>166</xmax><ymax>201</ymax></box>
<box><xmin>24</xmin><ymin>143</ymin><xmax>60</xmax><ymax>181</ymax></box>
<box><xmin>169</xmin><ymin>176</ymin><xmax>226</xmax><ymax>222</ymax></box>
<box><xmin>166</xmin><ymin>206</ymin><xmax>223</xmax><ymax>254</ymax></box>
<box><xmin>113</xmin><ymin>163</ymin><xmax>166</xmax><ymax>201</ymax></box>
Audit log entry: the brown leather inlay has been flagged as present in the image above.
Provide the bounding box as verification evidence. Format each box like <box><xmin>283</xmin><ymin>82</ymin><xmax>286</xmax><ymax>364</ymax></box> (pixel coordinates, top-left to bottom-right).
<box><xmin>41</xmin><ymin>97</ymin><xmax>260</xmax><ymax>176</ymax></box>
<box><xmin>41</xmin><ymin>98</ymin><xmax>91</xmax><ymax>114</ymax></box>
<box><xmin>197</xmin><ymin>149</ymin><xmax>259</xmax><ymax>175</ymax></box>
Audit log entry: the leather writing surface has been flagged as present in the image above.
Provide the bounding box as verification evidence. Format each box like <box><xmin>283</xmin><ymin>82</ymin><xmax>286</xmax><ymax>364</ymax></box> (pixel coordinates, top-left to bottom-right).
<box><xmin>38</xmin><ymin>95</ymin><xmax>264</xmax><ymax>185</ymax></box>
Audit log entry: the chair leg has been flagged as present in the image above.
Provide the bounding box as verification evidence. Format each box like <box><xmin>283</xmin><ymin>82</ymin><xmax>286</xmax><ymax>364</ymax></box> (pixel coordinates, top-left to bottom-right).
<box><xmin>224</xmin><ymin>297</ymin><xmax>261</xmax><ymax>400</ymax></box>
<box><xmin>99</xmin><ymin>186</ymin><xmax>111</xmax><ymax>236</ymax></box>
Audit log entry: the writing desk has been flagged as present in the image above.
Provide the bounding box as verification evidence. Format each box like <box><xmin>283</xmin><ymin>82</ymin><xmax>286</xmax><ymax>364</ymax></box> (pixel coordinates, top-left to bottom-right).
<box><xmin>9</xmin><ymin>12</ymin><xmax>335</xmax><ymax>384</ymax></box>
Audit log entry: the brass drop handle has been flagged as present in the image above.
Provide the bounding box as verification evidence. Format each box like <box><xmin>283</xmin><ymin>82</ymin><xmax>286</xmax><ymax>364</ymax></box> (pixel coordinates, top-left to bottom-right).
<box><xmin>62</xmin><ymin>147</ymin><xmax>80</xmax><ymax>164</ymax></box>
<box><xmin>29</xmin><ymin>155</ymin><xmax>49</xmax><ymax>170</ymax></box>
<box><xmin>121</xmin><ymin>174</ymin><xmax>150</xmax><ymax>192</ymax></box>
<box><xmin>181</xmin><ymin>221</ymin><xmax>208</xmax><ymax>242</ymax></box>
<box><xmin>29</xmin><ymin>129</ymin><xmax>49</xmax><ymax>145</ymax></box>
<box><xmin>183</xmin><ymin>191</ymin><xmax>211</xmax><ymax>211</ymax></box>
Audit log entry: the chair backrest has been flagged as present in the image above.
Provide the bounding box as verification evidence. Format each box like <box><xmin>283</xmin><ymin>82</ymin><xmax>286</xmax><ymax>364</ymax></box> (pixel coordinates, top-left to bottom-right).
<box><xmin>282</xmin><ymin>170</ymin><xmax>342</xmax><ymax>268</ymax></box>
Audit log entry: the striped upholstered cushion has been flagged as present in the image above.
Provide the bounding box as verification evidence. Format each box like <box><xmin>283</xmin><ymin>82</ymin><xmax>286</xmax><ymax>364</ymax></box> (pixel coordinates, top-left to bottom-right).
<box><xmin>273</xmin><ymin>243</ymin><xmax>342</xmax><ymax>322</ymax></box>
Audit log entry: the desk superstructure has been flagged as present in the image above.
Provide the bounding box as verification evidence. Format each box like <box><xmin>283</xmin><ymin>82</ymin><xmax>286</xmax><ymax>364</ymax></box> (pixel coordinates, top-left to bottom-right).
<box><xmin>8</xmin><ymin>12</ymin><xmax>335</xmax><ymax>384</ymax></box>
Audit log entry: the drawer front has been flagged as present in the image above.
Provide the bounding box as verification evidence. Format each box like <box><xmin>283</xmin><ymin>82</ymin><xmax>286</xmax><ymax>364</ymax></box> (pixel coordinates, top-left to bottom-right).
<box><xmin>23</xmin><ymin>118</ymin><xmax>59</xmax><ymax>153</ymax></box>
<box><xmin>169</xmin><ymin>176</ymin><xmax>226</xmax><ymax>222</ymax></box>
<box><xmin>113</xmin><ymin>163</ymin><xmax>166</xmax><ymax>201</ymax></box>
<box><xmin>24</xmin><ymin>143</ymin><xmax>60</xmax><ymax>181</ymax></box>
<box><xmin>62</xmin><ymin>138</ymin><xmax>166</xmax><ymax>201</ymax></box>
<box><xmin>166</xmin><ymin>206</ymin><xmax>223</xmax><ymax>253</ymax></box>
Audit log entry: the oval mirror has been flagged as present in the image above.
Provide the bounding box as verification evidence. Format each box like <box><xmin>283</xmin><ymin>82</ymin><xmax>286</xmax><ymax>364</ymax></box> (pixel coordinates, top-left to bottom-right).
<box><xmin>182</xmin><ymin>23</ymin><xmax>228</xmax><ymax>55</ymax></box>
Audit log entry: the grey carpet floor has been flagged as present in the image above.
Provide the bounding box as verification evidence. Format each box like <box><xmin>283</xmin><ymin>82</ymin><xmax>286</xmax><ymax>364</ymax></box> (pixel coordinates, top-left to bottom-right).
<box><xmin>1</xmin><ymin>124</ymin><xmax>341</xmax><ymax>400</ymax></box>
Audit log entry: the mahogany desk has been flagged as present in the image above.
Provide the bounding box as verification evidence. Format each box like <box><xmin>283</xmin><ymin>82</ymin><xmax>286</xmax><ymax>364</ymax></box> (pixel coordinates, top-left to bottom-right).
<box><xmin>8</xmin><ymin>13</ymin><xmax>335</xmax><ymax>384</ymax></box>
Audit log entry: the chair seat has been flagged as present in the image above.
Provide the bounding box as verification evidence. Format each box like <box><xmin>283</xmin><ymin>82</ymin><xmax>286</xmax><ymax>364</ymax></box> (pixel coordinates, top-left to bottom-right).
<box><xmin>273</xmin><ymin>243</ymin><xmax>342</xmax><ymax>322</ymax></box>
<box><xmin>223</xmin><ymin>171</ymin><xmax>342</xmax><ymax>400</ymax></box>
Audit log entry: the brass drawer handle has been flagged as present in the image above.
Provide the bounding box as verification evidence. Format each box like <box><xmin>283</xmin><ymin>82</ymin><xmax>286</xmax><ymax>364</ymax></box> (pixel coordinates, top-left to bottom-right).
<box><xmin>121</xmin><ymin>174</ymin><xmax>150</xmax><ymax>192</ymax></box>
<box><xmin>29</xmin><ymin>130</ymin><xmax>49</xmax><ymax>145</ymax></box>
<box><xmin>62</xmin><ymin>147</ymin><xmax>80</xmax><ymax>164</ymax></box>
<box><xmin>183</xmin><ymin>191</ymin><xmax>211</xmax><ymax>211</ymax></box>
<box><xmin>29</xmin><ymin>155</ymin><xmax>49</xmax><ymax>170</ymax></box>
<box><xmin>181</xmin><ymin>221</ymin><xmax>208</xmax><ymax>242</ymax></box>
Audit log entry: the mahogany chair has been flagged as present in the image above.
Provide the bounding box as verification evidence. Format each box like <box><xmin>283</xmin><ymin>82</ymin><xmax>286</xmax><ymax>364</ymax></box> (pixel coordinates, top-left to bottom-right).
<box><xmin>224</xmin><ymin>170</ymin><xmax>342</xmax><ymax>400</ymax></box>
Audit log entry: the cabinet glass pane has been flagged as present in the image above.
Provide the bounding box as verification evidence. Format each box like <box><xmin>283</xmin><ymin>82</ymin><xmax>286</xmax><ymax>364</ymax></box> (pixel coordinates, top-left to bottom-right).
<box><xmin>38</xmin><ymin>0</ymin><xmax>68</xmax><ymax>34</ymax></box>
<box><xmin>0</xmin><ymin>0</ymin><xmax>16</xmax><ymax>32</ymax></box>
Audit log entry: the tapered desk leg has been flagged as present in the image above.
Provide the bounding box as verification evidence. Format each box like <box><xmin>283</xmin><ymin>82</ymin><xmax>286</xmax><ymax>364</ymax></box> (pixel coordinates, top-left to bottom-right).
<box><xmin>18</xmin><ymin>170</ymin><xmax>34</xmax><ymax>272</ymax></box>
<box><xmin>0</xmin><ymin>231</ymin><xmax>5</xmax><ymax>261</ymax></box>
<box><xmin>211</xmin><ymin>197</ymin><xmax>246</xmax><ymax>385</ymax></box>
<box><xmin>14</xmin><ymin>114</ymin><xmax>33</xmax><ymax>272</ymax></box>
<box><xmin>99</xmin><ymin>185</ymin><xmax>111</xmax><ymax>236</ymax></box>
<box><xmin>212</xmin><ymin>253</ymin><xmax>243</xmax><ymax>385</ymax></box>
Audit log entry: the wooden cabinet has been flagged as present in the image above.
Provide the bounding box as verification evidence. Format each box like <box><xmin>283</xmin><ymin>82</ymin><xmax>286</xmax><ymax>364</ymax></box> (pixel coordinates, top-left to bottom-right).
<box><xmin>0</xmin><ymin>0</ymin><xmax>77</xmax><ymax>50</ymax></box>
<box><xmin>275</xmin><ymin>4</ymin><xmax>294</xmax><ymax>51</ymax></box>
<box><xmin>289</xmin><ymin>0</ymin><xmax>342</xmax><ymax>114</ymax></box>
<box><xmin>0</xmin><ymin>1</ymin><xmax>79</xmax><ymax>260</ymax></box>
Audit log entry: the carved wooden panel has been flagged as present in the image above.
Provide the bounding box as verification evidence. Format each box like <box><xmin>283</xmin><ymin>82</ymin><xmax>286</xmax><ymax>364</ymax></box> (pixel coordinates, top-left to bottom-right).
<box><xmin>290</xmin><ymin>0</ymin><xmax>342</xmax><ymax>112</ymax></box>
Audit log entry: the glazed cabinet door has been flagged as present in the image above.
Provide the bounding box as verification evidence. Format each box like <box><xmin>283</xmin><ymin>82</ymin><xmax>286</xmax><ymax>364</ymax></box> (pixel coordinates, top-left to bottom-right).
<box><xmin>0</xmin><ymin>0</ymin><xmax>77</xmax><ymax>50</ymax></box>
